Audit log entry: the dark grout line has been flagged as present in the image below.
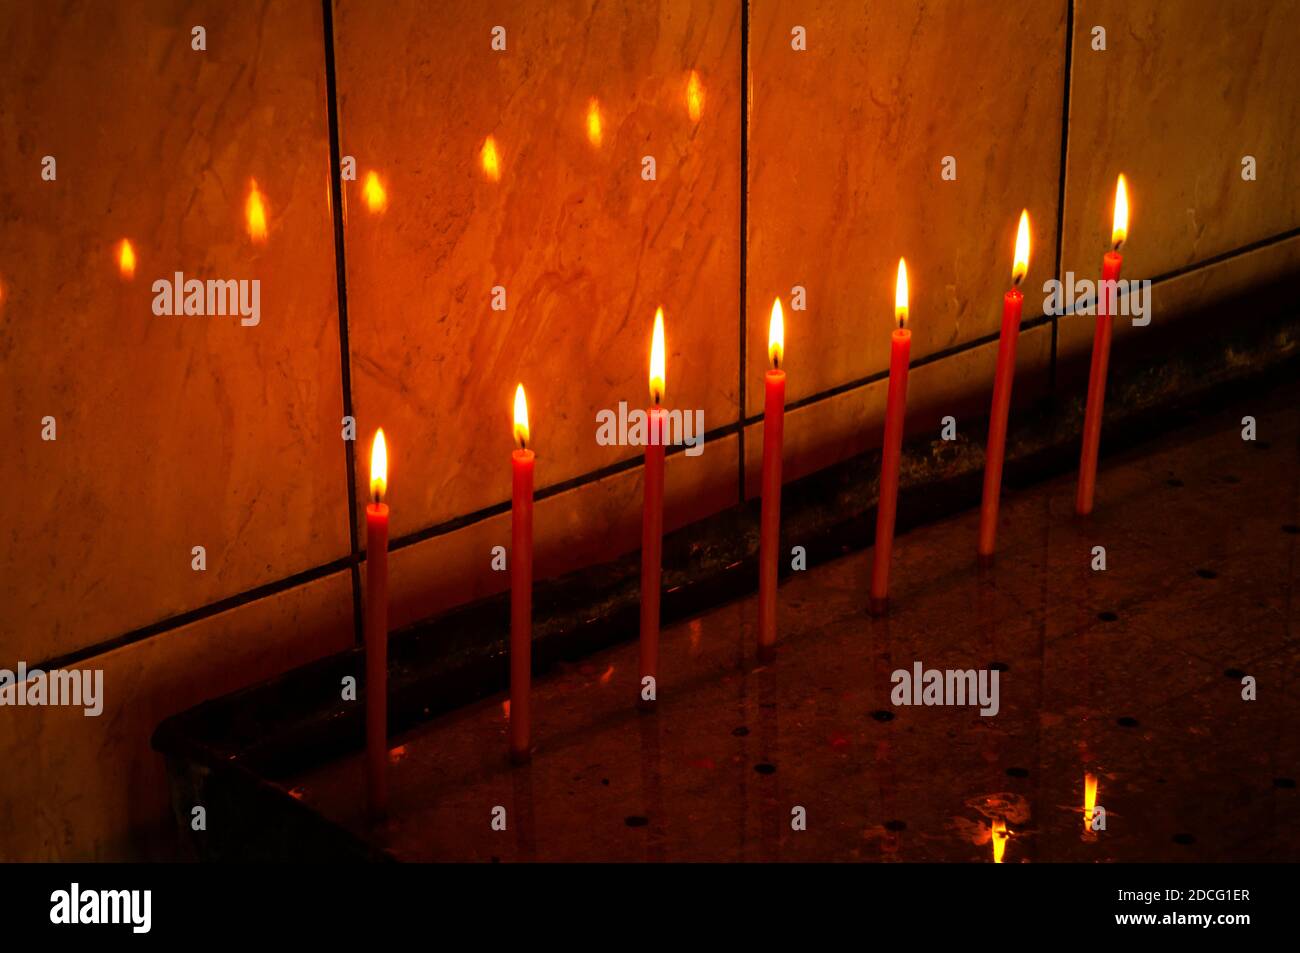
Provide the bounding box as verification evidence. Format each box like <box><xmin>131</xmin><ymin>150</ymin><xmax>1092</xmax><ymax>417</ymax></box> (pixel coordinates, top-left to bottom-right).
<box><xmin>20</xmin><ymin>556</ymin><xmax>358</xmax><ymax>677</ymax></box>
<box><xmin>737</xmin><ymin>0</ymin><xmax>750</xmax><ymax>504</ymax></box>
<box><xmin>321</xmin><ymin>0</ymin><xmax>364</xmax><ymax>648</ymax></box>
<box><xmin>1051</xmin><ymin>0</ymin><xmax>1075</xmax><ymax>397</ymax></box>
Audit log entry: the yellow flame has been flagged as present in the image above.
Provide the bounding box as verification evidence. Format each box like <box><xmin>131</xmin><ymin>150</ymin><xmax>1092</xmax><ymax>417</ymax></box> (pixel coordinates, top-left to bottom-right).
<box><xmin>481</xmin><ymin>136</ymin><xmax>501</xmax><ymax>182</ymax></box>
<box><xmin>246</xmin><ymin>180</ymin><xmax>268</xmax><ymax>243</ymax></box>
<box><xmin>686</xmin><ymin>70</ymin><xmax>704</xmax><ymax>123</ymax></box>
<box><xmin>992</xmin><ymin>819</ymin><xmax>1008</xmax><ymax>863</ymax></box>
<box><xmin>362</xmin><ymin>171</ymin><xmax>387</xmax><ymax>213</ymax></box>
<box><xmin>649</xmin><ymin>307</ymin><xmax>666</xmax><ymax>404</ymax></box>
<box><xmin>1013</xmin><ymin>209</ymin><xmax>1031</xmax><ymax>285</ymax></box>
<box><xmin>513</xmin><ymin>383</ymin><xmax>530</xmax><ymax>449</ymax></box>
<box><xmin>117</xmin><ymin>239</ymin><xmax>136</xmax><ymax>280</ymax></box>
<box><xmin>586</xmin><ymin>98</ymin><xmax>603</xmax><ymax>148</ymax></box>
<box><xmin>894</xmin><ymin>258</ymin><xmax>909</xmax><ymax>328</ymax></box>
<box><xmin>768</xmin><ymin>297</ymin><xmax>784</xmax><ymax>368</ymax></box>
<box><xmin>370</xmin><ymin>428</ymin><xmax>387</xmax><ymax>503</ymax></box>
<box><xmin>1084</xmin><ymin>772</ymin><xmax>1098</xmax><ymax>832</ymax></box>
<box><xmin>1112</xmin><ymin>173</ymin><xmax>1128</xmax><ymax>250</ymax></box>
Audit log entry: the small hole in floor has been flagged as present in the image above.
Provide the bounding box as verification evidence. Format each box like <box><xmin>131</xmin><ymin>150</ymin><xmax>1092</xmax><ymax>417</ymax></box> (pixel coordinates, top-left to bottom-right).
<box><xmin>1165</xmin><ymin>478</ymin><xmax>1184</xmax><ymax>487</ymax></box>
<box><xmin>754</xmin><ymin>762</ymin><xmax>776</xmax><ymax>775</ymax></box>
<box><xmin>1283</xmin><ymin>524</ymin><xmax>1300</xmax><ymax>535</ymax></box>
<box><xmin>1195</xmin><ymin>568</ymin><xmax>1218</xmax><ymax>579</ymax></box>
<box><xmin>732</xmin><ymin>726</ymin><xmax>750</xmax><ymax>737</ymax></box>
<box><xmin>1006</xmin><ymin>767</ymin><xmax>1029</xmax><ymax>778</ymax></box>
<box><xmin>601</xmin><ymin>778</ymin><xmax>610</xmax><ymax>786</ymax></box>
<box><xmin>1117</xmin><ymin>716</ymin><xmax>1140</xmax><ymax>728</ymax></box>
<box><xmin>990</xmin><ymin>661</ymin><xmax>1010</xmax><ymax>672</ymax></box>
<box><xmin>625</xmin><ymin>815</ymin><xmax>649</xmax><ymax>828</ymax></box>
<box><xmin>1224</xmin><ymin>668</ymin><xmax>1246</xmax><ymax>679</ymax></box>
<box><xmin>884</xmin><ymin>820</ymin><xmax>907</xmax><ymax>832</ymax></box>
<box><xmin>1098</xmin><ymin>611</ymin><xmax>1119</xmax><ymax>623</ymax></box>
<box><xmin>1172</xmin><ymin>833</ymin><xmax>1196</xmax><ymax>845</ymax></box>
<box><xmin>1275</xmin><ymin>778</ymin><xmax>1297</xmax><ymax>789</ymax></box>
<box><xmin>1221</xmin><ymin>475</ymin><xmax>1241</xmax><ymax>484</ymax></box>
<box><xmin>871</xmin><ymin>710</ymin><xmax>895</xmax><ymax>722</ymax></box>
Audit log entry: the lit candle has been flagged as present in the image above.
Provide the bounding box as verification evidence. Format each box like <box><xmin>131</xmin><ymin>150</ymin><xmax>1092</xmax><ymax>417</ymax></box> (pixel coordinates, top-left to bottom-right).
<box><xmin>640</xmin><ymin>308</ymin><xmax>667</xmax><ymax>708</ymax></box>
<box><xmin>869</xmin><ymin>260</ymin><xmax>912</xmax><ymax>616</ymax></box>
<box><xmin>365</xmin><ymin>429</ymin><xmax>389</xmax><ymax>819</ymax></box>
<box><xmin>510</xmin><ymin>384</ymin><xmax>535</xmax><ymax>762</ymax></box>
<box><xmin>757</xmin><ymin>297</ymin><xmax>786</xmax><ymax>660</ymax></box>
<box><xmin>116</xmin><ymin>239</ymin><xmax>136</xmax><ymax>281</ymax></box>
<box><xmin>977</xmin><ymin>211</ymin><xmax>1031</xmax><ymax>564</ymax></box>
<box><xmin>1076</xmin><ymin>174</ymin><xmax>1128</xmax><ymax>516</ymax></box>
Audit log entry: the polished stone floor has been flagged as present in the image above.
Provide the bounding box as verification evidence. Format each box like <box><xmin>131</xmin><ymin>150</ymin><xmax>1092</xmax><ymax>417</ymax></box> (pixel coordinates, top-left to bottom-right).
<box><xmin>294</xmin><ymin>379</ymin><xmax>1299</xmax><ymax>861</ymax></box>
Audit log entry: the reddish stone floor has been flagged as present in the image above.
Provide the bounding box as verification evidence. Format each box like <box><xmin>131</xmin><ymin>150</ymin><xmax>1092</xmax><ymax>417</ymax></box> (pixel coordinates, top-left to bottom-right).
<box><xmin>293</xmin><ymin>380</ymin><xmax>1299</xmax><ymax>861</ymax></box>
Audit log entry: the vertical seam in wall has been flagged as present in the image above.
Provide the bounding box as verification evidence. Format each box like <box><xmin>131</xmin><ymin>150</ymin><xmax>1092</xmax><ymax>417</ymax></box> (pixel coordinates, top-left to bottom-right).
<box><xmin>1051</xmin><ymin>0</ymin><xmax>1076</xmax><ymax>395</ymax></box>
<box><xmin>738</xmin><ymin>0</ymin><xmax>749</xmax><ymax>502</ymax></box>
<box><xmin>322</xmin><ymin>0</ymin><xmax>364</xmax><ymax>647</ymax></box>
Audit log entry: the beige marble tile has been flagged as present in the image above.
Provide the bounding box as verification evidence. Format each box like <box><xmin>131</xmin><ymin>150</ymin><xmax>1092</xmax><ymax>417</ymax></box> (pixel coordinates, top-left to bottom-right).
<box><xmin>1062</xmin><ymin>0</ymin><xmax>1300</xmax><ymax>283</ymax></box>
<box><xmin>746</xmin><ymin>0</ymin><xmax>1067</xmax><ymax>415</ymax></box>
<box><xmin>0</xmin><ymin>1</ymin><xmax>349</xmax><ymax>664</ymax></box>
<box><xmin>0</xmin><ymin>570</ymin><xmax>353</xmax><ymax>861</ymax></box>
<box><xmin>743</xmin><ymin>324</ymin><xmax>1053</xmax><ymax>498</ymax></box>
<box><xmin>1057</xmin><ymin>233</ymin><xmax>1300</xmax><ymax>363</ymax></box>
<box><xmin>385</xmin><ymin>434</ymin><xmax>739</xmax><ymax>632</ymax></box>
<box><xmin>335</xmin><ymin>0</ymin><xmax>743</xmax><ymax>541</ymax></box>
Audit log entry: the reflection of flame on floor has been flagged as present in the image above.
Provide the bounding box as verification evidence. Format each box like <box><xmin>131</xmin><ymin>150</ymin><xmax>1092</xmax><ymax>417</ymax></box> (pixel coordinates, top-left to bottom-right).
<box><xmin>991</xmin><ymin>819</ymin><xmax>1008</xmax><ymax>863</ymax></box>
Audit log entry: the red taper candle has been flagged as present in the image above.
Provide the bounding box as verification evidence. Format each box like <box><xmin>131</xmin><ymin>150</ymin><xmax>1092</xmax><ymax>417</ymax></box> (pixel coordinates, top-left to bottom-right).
<box><xmin>364</xmin><ymin>428</ymin><xmax>389</xmax><ymax>820</ymax></box>
<box><xmin>510</xmin><ymin>384</ymin><xmax>535</xmax><ymax>761</ymax></box>
<box><xmin>639</xmin><ymin>308</ymin><xmax>667</xmax><ymax>708</ymax></box>
<box><xmin>978</xmin><ymin>210</ymin><xmax>1031</xmax><ymax>563</ymax></box>
<box><xmin>758</xmin><ymin>297</ymin><xmax>786</xmax><ymax>659</ymax></box>
<box><xmin>870</xmin><ymin>259</ymin><xmax>912</xmax><ymax>615</ymax></box>
<box><xmin>1076</xmin><ymin>174</ymin><xmax>1129</xmax><ymax>516</ymax></box>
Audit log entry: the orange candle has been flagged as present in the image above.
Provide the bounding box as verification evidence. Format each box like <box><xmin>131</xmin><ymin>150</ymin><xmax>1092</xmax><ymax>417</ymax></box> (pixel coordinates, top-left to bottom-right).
<box><xmin>639</xmin><ymin>308</ymin><xmax>667</xmax><ymax>708</ymax></box>
<box><xmin>364</xmin><ymin>429</ymin><xmax>389</xmax><ymax>820</ymax></box>
<box><xmin>1076</xmin><ymin>174</ymin><xmax>1129</xmax><ymax>516</ymax></box>
<box><xmin>510</xmin><ymin>384</ymin><xmax>535</xmax><ymax>761</ymax></box>
<box><xmin>870</xmin><ymin>260</ymin><xmax>912</xmax><ymax>615</ymax></box>
<box><xmin>757</xmin><ymin>297</ymin><xmax>786</xmax><ymax>660</ymax></box>
<box><xmin>978</xmin><ymin>210</ymin><xmax>1031</xmax><ymax>564</ymax></box>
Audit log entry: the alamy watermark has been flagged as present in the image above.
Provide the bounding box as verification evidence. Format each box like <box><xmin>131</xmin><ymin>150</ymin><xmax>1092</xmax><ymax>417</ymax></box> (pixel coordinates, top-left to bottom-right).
<box><xmin>1043</xmin><ymin>272</ymin><xmax>1151</xmax><ymax>326</ymax></box>
<box><xmin>595</xmin><ymin>401</ymin><xmax>705</xmax><ymax>456</ymax></box>
<box><xmin>0</xmin><ymin>663</ymin><xmax>103</xmax><ymax>716</ymax></box>
<box><xmin>151</xmin><ymin>272</ymin><xmax>261</xmax><ymax>326</ymax></box>
<box><xmin>891</xmin><ymin>661</ymin><xmax>1000</xmax><ymax>716</ymax></box>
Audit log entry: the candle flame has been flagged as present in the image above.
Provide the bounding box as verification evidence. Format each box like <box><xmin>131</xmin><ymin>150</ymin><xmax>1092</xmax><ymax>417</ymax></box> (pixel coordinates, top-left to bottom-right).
<box><xmin>481</xmin><ymin>136</ymin><xmax>501</xmax><ymax>182</ymax></box>
<box><xmin>117</xmin><ymin>239</ymin><xmax>136</xmax><ymax>280</ymax></box>
<box><xmin>768</xmin><ymin>297</ymin><xmax>784</xmax><ymax>369</ymax></box>
<box><xmin>1112</xmin><ymin>173</ymin><xmax>1128</xmax><ymax>250</ymax></box>
<box><xmin>586</xmin><ymin>98</ymin><xmax>603</xmax><ymax>148</ymax></box>
<box><xmin>513</xmin><ymin>383</ymin><xmax>530</xmax><ymax>450</ymax></box>
<box><xmin>362</xmin><ymin>171</ymin><xmax>387</xmax><ymax>213</ymax></box>
<box><xmin>246</xmin><ymin>180</ymin><xmax>268</xmax><ymax>243</ymax></box>
<box><xmin>894</xmin><ymin>258</ymin><xmax>909</xmax><ymax>328</ymax></box>
<box><xmin>1084</xmin><ymin>772</ymin><xmax>1098</xmax><ymax>832</ymax></box>
<box><xmin>369</xmin><ymin>428</ymin><xmax>387</xmax><ymax>504</ymax></box>
<box><xmin>991</xmin><ymin>819</ymin><xmax>1008</xmax><ymax>863</ymax></box>
<box><xmin>1012</xmin><ymin>209</ymin><xmax>1031</xmax><ymax>285</ymax></box>
<box><xmin>649</xmin><ymin>307</ymin><xmax>666</xmax><ymax>405</ymax></box>
<box><xmin>686</xmin><ymin>70</ymin><xmax>705</xmax><ymax>123</ymax></box>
